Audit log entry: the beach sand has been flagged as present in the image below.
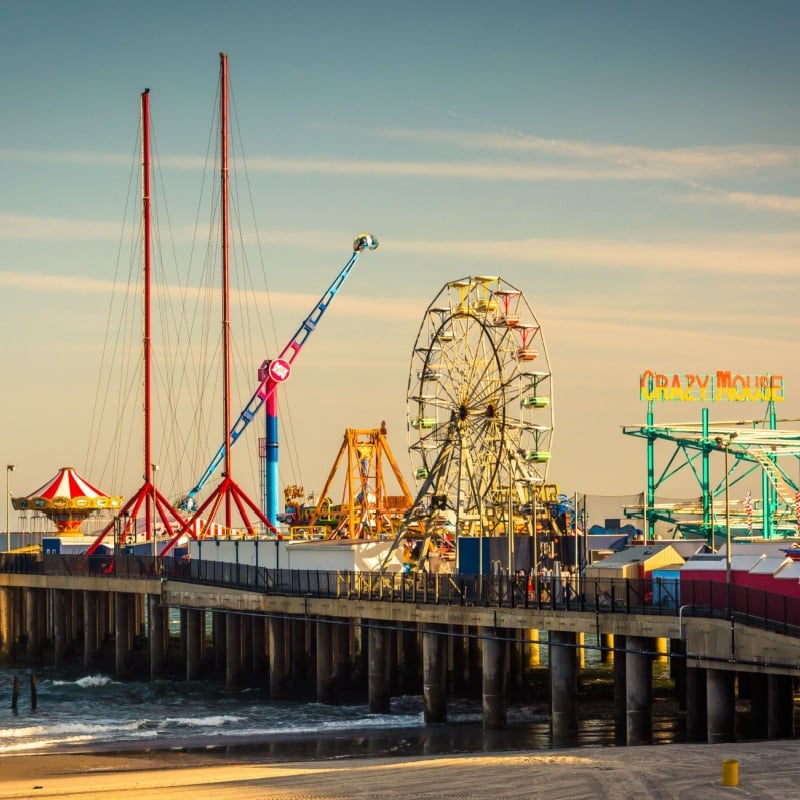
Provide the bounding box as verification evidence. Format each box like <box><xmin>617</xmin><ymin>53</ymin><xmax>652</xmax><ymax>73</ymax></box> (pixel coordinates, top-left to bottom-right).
<box><xmin>0</xmin><ymin>740</ymin><xmax>798</xmax><ymax>799</ymax></box>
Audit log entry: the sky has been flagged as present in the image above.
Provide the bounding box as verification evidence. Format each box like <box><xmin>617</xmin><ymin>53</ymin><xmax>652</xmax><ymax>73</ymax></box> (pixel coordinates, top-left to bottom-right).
<box><xmin>2</xmin><ymin>0</ymin><xmax>800</xmax><ymax>527</ymax></box>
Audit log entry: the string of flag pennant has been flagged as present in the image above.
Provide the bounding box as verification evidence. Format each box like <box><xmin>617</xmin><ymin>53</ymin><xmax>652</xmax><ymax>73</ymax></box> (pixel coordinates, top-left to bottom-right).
<box><xmin>739</xmin><ymin>489</ymin><xmax>800</xmax><ymax>534</ymax></box>
<box><xmin>744</xmin><ymin>490</ymin><xmax>753</xmax><ymax>533</ymax></box>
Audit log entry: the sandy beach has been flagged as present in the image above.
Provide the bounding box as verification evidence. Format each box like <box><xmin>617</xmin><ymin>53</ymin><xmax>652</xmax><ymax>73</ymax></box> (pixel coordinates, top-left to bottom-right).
<box><xmin>0</xmin><ymin>740</ymin><xmax>798</xmax><ymax>799</ymax></box>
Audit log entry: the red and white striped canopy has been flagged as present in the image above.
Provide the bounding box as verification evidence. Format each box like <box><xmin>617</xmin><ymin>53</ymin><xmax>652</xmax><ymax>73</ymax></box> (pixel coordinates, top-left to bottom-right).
<box><xmin>13</xmin><ymin>467</ymin><xmax>123</xmax><ymax>532</ymax></box>
<box><xmin>28</xmin><ymin>467</ymin><xmax>108</xmax><ymax>501</ymax></box>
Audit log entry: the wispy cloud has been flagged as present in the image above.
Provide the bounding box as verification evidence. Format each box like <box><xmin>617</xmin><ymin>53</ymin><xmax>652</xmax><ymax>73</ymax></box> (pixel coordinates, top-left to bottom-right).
<box><xmin>0</xmin><ymin>213</ymin><xmax>122</xmax><ymax>240</ymax></box>
<box><xmin>677</xmin><ymin>189</ymin><xmax>800</xmax><ymax>215</ymax></box>
<box><xmin>3</xmin><ymin>218</ymin><xmax>800</xmax><ymax>277</ymax></box>
<box><xmin>373</xmin><ymin>127</ymin><xmax>799</xmax><ymax>177</ymax></box>
<box><xmin>5</xmin><ymin>135</ymin><xmax>800</xmax><ymax>218</ymax></box>
<box><xmin>0</xmin><ymin>150</ymin><xmax>132</xmax><ymax>167</ymax></box>
<box><xmin>542</xmin><ymin>298</ymin><xmax>796</xmax><ymax>335</ymax></box>
<box><xmin>227</xmin><ymin>156</ymin><xmax>635</xmax><ymax>181</ymax></box>
<box><xmin>0</xmin><ymin>149</ymin><xmax>637</xmax><ymax>182</ymax></box>
<box><xmin>0</xmin><ymin>268</ymin><xmax>422</xmax><ymax>321</ymax></box>
<box><xmin>5</xmin><ymin>143</ymin><xmax>800</xmax><ymax>217</ymax></box>
<box><xmin>0</xmin><ymin>270</ymin><xmax>113</xmax><ymax>294</ymax></box>
<box><xmin>390</xmin><ymin>236</ymin><xmax>800</xmax><ymax>277</ymax></box>
<box><xmin>371</xmin><ymin>128</ymin><xmax>800</xmax><ymax>214</ymax></box>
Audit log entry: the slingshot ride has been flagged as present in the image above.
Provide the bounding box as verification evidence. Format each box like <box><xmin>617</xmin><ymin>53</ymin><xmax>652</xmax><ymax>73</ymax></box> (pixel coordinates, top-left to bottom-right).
<box><xmin>384</xmin><ymin>276</ymin><xmax>554</xmax><ymax>570</ymax></box>
<box><xmin>310</xmin><ymin>423</ymin><xmax>413</xmax><ymax>539</ymax></box>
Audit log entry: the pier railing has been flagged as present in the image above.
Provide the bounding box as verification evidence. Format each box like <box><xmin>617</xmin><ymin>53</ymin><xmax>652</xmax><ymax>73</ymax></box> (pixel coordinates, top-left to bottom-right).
<box><xmin>1</xmin><ymin>552</ymin><xmax>798</xmax><ymax>639</ymax></box>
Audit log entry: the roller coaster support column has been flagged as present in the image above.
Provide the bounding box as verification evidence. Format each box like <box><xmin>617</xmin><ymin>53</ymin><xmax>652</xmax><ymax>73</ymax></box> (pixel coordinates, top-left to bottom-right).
<box><xmin>702</xmin><ymin>407</ymin><xmax>711</xmax><ymax>540</ymax></box>
<box><xmin>762</xmin><ymin>469</ymin><xmax>772</xmax><ymax>539</ymax></box>
<box><xmin>763</xmin><ymin>399</ymin><xmax>778</xmax><ymax>539</ymax></box>
<box><xmin>645</xmin><ymin>394</ymin><xmax>655</xmax><ymax>541</ymax></box>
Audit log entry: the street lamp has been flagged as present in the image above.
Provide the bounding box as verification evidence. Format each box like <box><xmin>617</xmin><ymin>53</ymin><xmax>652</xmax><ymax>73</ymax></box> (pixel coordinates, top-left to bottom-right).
<box><xmin>6</xmin><ymin>464</ymin><xmax>15</xmax><ymax>552</ymax></box>
<box><xmin>151</xmin><ymin>464</ymin><xmax>159</xmax><ymax>556</ymax></box>
<box><xmin>531</xmin><ymin>482</ymin><xmax>539</xmax><ymax>576</ymax></box>
<box><xmin>715</xmin><ymin>433</ymin><xmax>738</xmax><ymax>612</ymax></box>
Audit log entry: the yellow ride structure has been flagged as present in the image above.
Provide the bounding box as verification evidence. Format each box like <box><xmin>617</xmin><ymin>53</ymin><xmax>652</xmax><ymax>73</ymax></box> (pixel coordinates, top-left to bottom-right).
<box><xmin>284</xmin><ymin>424</ymin><xmax>414</xmax><ymax>540</ymax></box>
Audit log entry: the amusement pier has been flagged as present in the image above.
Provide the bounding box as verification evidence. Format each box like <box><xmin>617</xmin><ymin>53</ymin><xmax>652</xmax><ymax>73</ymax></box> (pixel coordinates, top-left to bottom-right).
<box><xmin>4</xmin><ymin>54</ymin><xmax>800</xmax><ymax>752</ymax></box>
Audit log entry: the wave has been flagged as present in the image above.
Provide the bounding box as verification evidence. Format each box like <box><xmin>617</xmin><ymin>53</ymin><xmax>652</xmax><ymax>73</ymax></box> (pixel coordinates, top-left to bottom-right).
<box><xmin>0</xmin><ymin>712</ymin><xmax>430</xmax><ymax>756</ymax></box>
<box><xmin>0</xmin><ymin>735</ymin><xmax>99</xmax><ymax>754</ymax></box>
<box><xmin>0</xmin><ymin>719</ymin><xmax>145</xmax><ymax>740</ymax></box>
<box><xmin>158</xmin><ymin>715</ymin><xmax>244</xmax><ymax>729</ymax></box>
<box><xmin>0</xmin><ymin>670</ymin><xmax>484</xmax><ymax>757</ymax></box>
<box><xmin>48</xmin><ymin>674</ymin><xmax>118</xmax><ymax>688</ymax></box>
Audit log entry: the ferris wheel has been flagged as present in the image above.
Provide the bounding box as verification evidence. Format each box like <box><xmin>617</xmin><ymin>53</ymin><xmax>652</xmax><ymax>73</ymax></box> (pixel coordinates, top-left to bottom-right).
<box><xmin>405</xmin><ymin>275</ymin><xmax>554</xmax><ymax>539</ymax></box>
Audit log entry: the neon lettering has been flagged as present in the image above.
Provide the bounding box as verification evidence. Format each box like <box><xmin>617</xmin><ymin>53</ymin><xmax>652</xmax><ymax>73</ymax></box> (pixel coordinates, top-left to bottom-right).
<box><xmin>640</xmin><ymin>371</ymin><xmax>785</xmax><ymax>402</ymax></box>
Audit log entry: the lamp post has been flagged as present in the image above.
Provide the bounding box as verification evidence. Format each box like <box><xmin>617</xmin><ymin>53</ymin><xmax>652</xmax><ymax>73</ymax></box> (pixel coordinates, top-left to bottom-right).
<box><xmin>643</xmin><ymin>488</ymin><xmax>648</xmax><ymax>545</ymax></box>
<box><xmin>531</xmin><ymin>482</ymin><xmax>538</xmax><ymax>576</ymax></box>
<box><xmin>715</xmin><ymin>433</ymin><xmax>737</xmax><ymax>613</ymax></box>
<box><xmin>151</xmin><ymin>464</ymin><xmax>159</xmax><ymax>557</ymax></box>
<box><xmin>6</xmin><ymin>465</ymin><xmax>15</xmax><ymax>552</ymax></box>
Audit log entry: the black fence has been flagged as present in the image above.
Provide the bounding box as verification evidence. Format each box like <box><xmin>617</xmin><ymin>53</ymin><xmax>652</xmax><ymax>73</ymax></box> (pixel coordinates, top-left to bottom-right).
<box><xmin>1</xmin><ymin>552</ymin><xmax>798</xmax><ymax>639</ymax></box>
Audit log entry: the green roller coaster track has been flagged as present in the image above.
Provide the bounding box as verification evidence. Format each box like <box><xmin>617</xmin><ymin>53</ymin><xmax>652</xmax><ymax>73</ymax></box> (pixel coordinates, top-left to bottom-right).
<box><xmin>623</xmin><ymin>400</ymin><xmax>800</xmax><ymax>544</ymax></box>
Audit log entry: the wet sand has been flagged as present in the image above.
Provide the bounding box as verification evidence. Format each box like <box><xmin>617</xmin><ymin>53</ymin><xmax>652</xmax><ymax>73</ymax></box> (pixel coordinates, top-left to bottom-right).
<box><xmin>0</xmin><ymin>739</ymin><xmax>798</xmax><ymax>799</ymax></box>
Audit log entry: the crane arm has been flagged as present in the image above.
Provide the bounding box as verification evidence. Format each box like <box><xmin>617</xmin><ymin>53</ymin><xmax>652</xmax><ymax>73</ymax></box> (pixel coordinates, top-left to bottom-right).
<box><xmin>182</xmin><ymin>233</ymin><xmax>379</xmax><ymax>508</ymax></box>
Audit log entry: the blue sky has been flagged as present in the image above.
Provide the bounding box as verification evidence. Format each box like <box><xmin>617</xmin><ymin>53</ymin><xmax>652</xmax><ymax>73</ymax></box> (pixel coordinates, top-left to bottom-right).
<box><xmin>2</xmin><ymin>0</ymin><xmax>800</xmax><ymax>520</ymax></box>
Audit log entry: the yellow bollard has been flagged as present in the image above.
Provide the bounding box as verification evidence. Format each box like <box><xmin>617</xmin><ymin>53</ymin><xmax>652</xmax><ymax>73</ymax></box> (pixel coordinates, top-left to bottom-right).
<box><xmin>722</xmin><ymin>759</ymin><xmax>739</xmax><ymax>787</ymax></box>
<box><xmin>654</xmin><ymin>636</ymin><xmax>669</xmax><ymax>664</ymax></box>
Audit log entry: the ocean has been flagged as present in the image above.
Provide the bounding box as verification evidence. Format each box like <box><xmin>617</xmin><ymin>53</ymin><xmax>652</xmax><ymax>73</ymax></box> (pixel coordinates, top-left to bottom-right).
<box><xmin>0</xmin><ymin>659</ymin><xmax>684</xmax><ymax>760</ymax></box>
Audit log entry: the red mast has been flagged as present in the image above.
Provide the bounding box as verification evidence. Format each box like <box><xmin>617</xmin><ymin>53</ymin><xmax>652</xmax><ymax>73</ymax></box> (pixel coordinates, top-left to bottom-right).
<box><xmin>142</xmin><ymin>87</ymin><xmax>154</xmax><ymax>539</ymax></box>
<box><xmin>87</xmin><ymin>89</ymin><xmax>186</xmax><ymax>556</ymax></box>
<box><xmin>160</xmin><ymin>53</ymin><xmax>278</xmax><ymax>555</ymax></box>
<box><xmin>220</xmin><ymin>53</ymin><xmax>233</xmax><ymax>532</ymax></box>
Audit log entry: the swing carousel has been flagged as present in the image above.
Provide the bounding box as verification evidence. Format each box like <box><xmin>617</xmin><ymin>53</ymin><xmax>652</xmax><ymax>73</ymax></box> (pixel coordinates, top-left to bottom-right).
<box><xmin>13</xmin><ymin>466</ymin><xmax>123</xmax><ymax>535</ymax></box>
